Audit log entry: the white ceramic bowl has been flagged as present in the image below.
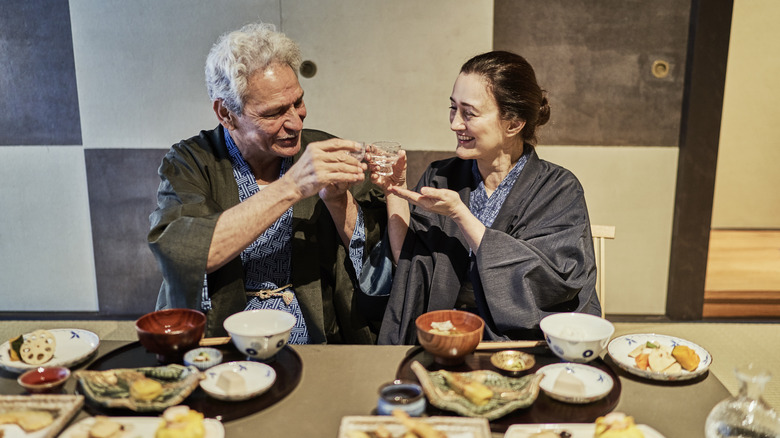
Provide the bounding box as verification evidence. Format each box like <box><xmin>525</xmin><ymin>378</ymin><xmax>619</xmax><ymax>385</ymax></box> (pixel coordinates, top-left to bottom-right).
<box><xmin>540</xmin><ymin>312</ymin><xmax>615</xmax><ymax>363</ymax></box>
<box><xmin>223</xmin><ymin>310</ymin><xmax>295</xmax><ymax>361</ymax></box>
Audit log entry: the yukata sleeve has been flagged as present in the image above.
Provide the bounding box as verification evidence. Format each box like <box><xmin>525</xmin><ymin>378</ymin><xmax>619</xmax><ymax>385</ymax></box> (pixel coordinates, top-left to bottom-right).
<box><xmin>474</xmin><ymin>171</ymin><xmax>597</xmax><ymax>335</ymax></box>
<box><xmin>148</xmin><ymin>144</ymin><xmax>224</xmax><ymax>311</ymax></box>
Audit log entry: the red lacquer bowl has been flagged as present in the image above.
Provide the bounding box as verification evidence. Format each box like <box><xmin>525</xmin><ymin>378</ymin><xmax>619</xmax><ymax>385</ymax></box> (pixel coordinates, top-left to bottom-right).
<box><xmin>415</xmin><ymin>309</ymin><xmax>484</xmax><ymax>365</ymax></box>
<box><xmin>135</xmin><ymin>308</ymin><xmax>206</xmax><ymax>364</ymax></box>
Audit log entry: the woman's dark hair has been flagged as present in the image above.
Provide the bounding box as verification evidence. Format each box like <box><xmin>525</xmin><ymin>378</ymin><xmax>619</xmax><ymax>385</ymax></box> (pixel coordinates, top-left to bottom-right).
<box><xmin>460</xmin><ymin>51</ymin><xmax>550</xmax><ymax>145</ymax></box>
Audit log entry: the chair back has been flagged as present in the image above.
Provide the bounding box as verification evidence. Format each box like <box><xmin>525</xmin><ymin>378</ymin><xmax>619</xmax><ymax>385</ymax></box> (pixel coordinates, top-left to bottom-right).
<box><xmin>591</xmin><ymin>225</ymin><xmax>616</xmax><ymax>318</ymax></box>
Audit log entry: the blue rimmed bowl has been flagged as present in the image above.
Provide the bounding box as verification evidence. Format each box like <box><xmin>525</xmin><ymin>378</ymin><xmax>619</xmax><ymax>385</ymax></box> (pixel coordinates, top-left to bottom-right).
<box><xmin>183</xmin><ymin>347</ymin><xmax>223</xmax><ymax>371</ymax></box>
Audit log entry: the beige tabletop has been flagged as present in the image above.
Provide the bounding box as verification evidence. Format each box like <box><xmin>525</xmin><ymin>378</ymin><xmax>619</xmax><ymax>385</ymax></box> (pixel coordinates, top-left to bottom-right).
<box><xmin>0</xmin><ymin>341</ymin><xmax>729</xmax><ymax>437</ymax></box>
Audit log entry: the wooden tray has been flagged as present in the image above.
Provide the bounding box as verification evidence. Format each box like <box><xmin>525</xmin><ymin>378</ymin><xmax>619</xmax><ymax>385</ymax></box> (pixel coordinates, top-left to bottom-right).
<box><xmin>395</xmin><ymin>346</ymin><xmax>620</xmax><ymax>434</ymax></box>
<box><xmin>81</xmin><ymin>341</ymin><xmax>302</xmax><ymax>422</ymax></box>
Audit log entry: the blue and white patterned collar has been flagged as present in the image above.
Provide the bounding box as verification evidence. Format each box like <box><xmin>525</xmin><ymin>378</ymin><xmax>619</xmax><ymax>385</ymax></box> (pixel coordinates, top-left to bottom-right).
<box><xmin>469</xmin><ymin>151</ymin><xmax>528</xmax><ymax>228</ymax></box>
<box><xmin>224</xmin><ymin>130</ymin><xmax>291</xmax><ymax>187</ymax></box>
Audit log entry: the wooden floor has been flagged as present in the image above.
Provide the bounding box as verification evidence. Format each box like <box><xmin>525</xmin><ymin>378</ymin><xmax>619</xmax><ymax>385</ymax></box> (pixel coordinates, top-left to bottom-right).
<box><xmin>703</xmin><ymin>230</ymin><xmax>780</xmax><ymax>318</ymax></box>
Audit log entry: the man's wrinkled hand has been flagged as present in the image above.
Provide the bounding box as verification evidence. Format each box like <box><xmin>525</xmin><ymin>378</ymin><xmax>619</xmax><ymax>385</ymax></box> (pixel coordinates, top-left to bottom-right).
<box><xmin>283</xmin><ymin>139</ymin><xmax>366</xmax><ymax>199</ymax></box>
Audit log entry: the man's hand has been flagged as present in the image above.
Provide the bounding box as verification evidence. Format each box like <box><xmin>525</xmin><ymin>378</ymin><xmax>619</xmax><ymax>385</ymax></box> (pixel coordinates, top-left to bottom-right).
<box><xmin>283</xmin><ymin>139</ymin><xmax>367</xmax><ymax>199</ymax></box>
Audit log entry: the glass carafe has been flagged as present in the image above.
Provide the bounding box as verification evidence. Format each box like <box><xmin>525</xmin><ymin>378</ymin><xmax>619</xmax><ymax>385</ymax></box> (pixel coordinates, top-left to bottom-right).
<box><xmin>705</xmin><ymin>363</ymin><xmax>780</xmax><ymax>437</ymax></box>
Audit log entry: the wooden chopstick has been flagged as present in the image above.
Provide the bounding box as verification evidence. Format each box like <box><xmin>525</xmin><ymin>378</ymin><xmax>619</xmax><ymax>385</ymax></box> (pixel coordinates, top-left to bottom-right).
<box><xmin>199</xmin><ymin>337</ymin><xmax>543</xmax><ymax>349</ymax></box>
<box><xmin>199</xmin><ymin>336</ymin><xmax>231</xmax><ymax>347</ymax></box>
<box><xmin>475</xmin><ymin>340</ymin><xmax>545</xmax><ymax>350</ymax></box>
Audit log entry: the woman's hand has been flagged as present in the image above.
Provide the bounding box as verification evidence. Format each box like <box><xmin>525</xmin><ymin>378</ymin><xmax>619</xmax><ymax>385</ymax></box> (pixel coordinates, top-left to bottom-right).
<box><xmin>369</xmin><ymin>150</ymin><xmax>407</xmax><ymax>192</ymax></box>
<box><xmin>388</xmin><ymin>185</ymin><xmax>485</xmax><ymax>251</ymax></box>
<box><xmin>388</xmin><ymin>185</ymin><xmax>468</xmax><ymax>218</ymax></box>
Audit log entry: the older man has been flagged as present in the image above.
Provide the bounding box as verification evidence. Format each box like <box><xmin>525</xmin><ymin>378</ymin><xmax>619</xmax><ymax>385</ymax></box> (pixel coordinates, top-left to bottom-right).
<box><xmin>148</xmin><ymin>23</ymin><xmax>386</xmax><ymax>343</ymax></box>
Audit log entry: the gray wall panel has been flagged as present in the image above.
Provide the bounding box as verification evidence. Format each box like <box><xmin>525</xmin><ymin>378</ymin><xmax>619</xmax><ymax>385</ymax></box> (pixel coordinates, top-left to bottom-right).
<box><xmin>494</xmin><ymin>0</ymin><xmax>690</xmax><ymax>146</ymax></box>
<box><xmin>85</xmin><ymin>149</ymin><xmax>165</xmax><ymax>317</ymax></box>
<box><xmin>0</xmin><ymin>0</ymin><xmax>81</xmax><ymax>146</ymax></box>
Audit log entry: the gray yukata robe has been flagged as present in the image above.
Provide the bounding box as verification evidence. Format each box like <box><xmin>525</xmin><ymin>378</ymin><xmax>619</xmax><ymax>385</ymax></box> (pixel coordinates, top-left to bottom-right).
<box><xmin>148</xmin><ymin>126</ymin><xmax>386</xmax><ymax>342</ymax></box>
<box><xmin>378</xmin><ymin>145</ymin><xmax>600</xmax><ymax>345</ymax></box>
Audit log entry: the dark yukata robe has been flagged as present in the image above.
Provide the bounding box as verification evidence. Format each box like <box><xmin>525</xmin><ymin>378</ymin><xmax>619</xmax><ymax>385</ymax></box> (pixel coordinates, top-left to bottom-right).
<box><xmin>149</xmin><ymin>126</ymin><xmax>386</xmax><ymax>342</ymax></box>
<box><xmin>378</xmin><ymin>145</ymin><xmax>600</xmax><ymax>345</ymax></box>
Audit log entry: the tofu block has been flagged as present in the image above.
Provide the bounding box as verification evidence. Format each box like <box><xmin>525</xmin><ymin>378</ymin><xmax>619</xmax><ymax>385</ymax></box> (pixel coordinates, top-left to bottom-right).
<box><xmin>216</xmin><ymin>370</ymin><xmax>246</xmax><ymax>394</ymax></box>
<box><xmin>553</xmin><ymin>371</ymin><xmax>585</xmax><ymax>397</ymax></box>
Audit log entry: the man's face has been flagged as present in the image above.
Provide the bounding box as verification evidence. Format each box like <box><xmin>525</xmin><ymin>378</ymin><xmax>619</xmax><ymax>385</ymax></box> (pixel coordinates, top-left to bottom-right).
<box><xmin>228</xmin><ymin>63</ymin><xmax>307</xmax><ymax>163</ymax></box>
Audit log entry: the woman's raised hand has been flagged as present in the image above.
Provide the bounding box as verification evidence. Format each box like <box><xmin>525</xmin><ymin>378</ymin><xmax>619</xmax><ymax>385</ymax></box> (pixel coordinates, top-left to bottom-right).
<box><xmin>369</xmin><ymin>149</ymin><xmax>407</xmax><ymax>192</ymax></box>
<box><xmin>388</xmin><ymin>185</ymin><xmax>468</xmax><ymax>218</ymax></box>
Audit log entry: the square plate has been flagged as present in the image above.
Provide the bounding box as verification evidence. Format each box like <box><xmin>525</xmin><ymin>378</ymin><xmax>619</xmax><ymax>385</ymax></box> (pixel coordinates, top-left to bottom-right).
<box><xmin>59</xmin><ymin>416</ymin><xmax>224</xmax><ymax>438</ymax></box>
<box><xmin>0</xmin><ymin>395</ymin><xmax>84</xmax><ymax>438</ymax></box>
<box><xmin>339</xmin><ymin>415</ymin><xmax>491</xmax><ymax>438</ymax></box>
<box><xmin>504</xmin><ymin>423</ymin><xmax>665</xmax><ymax>437</ymax></box>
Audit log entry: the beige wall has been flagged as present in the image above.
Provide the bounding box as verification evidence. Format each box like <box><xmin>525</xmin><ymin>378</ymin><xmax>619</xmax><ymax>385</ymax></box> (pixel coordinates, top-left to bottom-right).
<box><xmin>538</xmin><ymin>147</ymin><xmax>678</xmax><ymax>315</ymax></box>
<box><xmin>712</xmin><ymin>0</ymin><xmax>780</xmax><ymax>229</ymax></box>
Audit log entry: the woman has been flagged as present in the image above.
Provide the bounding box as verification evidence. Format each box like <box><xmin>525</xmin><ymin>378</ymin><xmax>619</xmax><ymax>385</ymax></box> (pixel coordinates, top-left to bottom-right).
<box><xmin>374</xmin><ymin>51</ymin><xmax>600</xmax><ymax>344</ymax></box>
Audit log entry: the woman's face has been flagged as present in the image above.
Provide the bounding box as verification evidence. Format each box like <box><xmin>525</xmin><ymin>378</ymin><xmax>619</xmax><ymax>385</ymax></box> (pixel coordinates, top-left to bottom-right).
<box><xmin>449</xmin><ymin>73</ymin><xmax>516</xmax><ymax>162</ymax></box>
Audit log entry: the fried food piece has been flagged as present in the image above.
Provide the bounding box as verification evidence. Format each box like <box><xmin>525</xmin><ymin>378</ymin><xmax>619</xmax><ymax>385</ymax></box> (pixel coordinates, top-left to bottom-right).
<box><xmin>89</xmin><ymin>416</ymin><xmax>125</xmax><ymax>438</ymax></box>
<box><xmin>8</xmin><ymin>335</ymin><xmax>23</xmax><ymax>362</ymax></box>
<box><xmin>594</xmin><ymin>412</ymin><xmax>645</xmax><ymax>438</ymax></box>
<box><xmin>391</xmin><ymin>410</ymin><xmax>445</xmax><ymax>438</ymax></box>
<box><xmin>0</xmin><ymin>410</ymin><xmax>56</xmax><ymax>432</ymax></box>
<box><xmin>130</xmin><ymin>378</ymin><xmax>164</xmax><ymax>401</ymax></box>
<box><xmin>672</xmin><ymin>345</ymin><xmax>701</xmax><ymax>371</ymax></box>
<box><xmin>155</xmin><ymin>406</ymin><xmax>205</xmax><ymax>438</ymax></box>
<box><xmin>440</xmin><ymin>370</ymin><xmax>493</xmax><ymax>406</ymax></box>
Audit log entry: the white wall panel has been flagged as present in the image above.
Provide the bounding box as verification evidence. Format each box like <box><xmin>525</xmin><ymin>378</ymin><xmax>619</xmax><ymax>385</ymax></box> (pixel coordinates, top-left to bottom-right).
<box><xmin>0</xmin><ymin>146</ymin><xmax>98</xmax><ymax>311</ymax></box>
<box><xmin>282</xmin><ymin>0</ymin><xmax>493</xmax><ymax>151</ymax></box>
<box><xmin>69</xmin><ymin>0</ymin><xmax>282</xmax><ymax>150</ymax></box>
<box><xmin>537</xmin><ymin>146</ymin><xmax>679</xmax><ymax>315</ymax></box>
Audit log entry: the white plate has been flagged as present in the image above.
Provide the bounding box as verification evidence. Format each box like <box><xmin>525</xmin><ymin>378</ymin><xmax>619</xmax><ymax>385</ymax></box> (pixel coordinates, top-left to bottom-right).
<box><xmin>0</xmin><ymin>329</ymin><xmax>100</xmax><ymax>374</ymax></box>
<box><xmin>339</xmin><ymin>416</ymin><xmax>491</xmax><ymax>438</ymax></box>
<box><xmin>536</xmin><ymin>363</ymin><xmax>613</xmax><ymax>404</ymax></box>
<box><xmin>58</xmin><ymin>416</ymin><xmax>224</xmax><ymax>438</ymax></box>
<box><xmin>0</xmin><ymin>394</ymin><xmax>84</xmax><ymax>438</ymax></box>
<box><xmin>199</xmin><ymin>361</ymin><xmax>276</xmax><ymax>401</ymax></box>
<box><xmin>504</xmin><ymin>423</ymin><xmax>665</xmax><ymax>437</ymax></box>
<box><xmin>607</xmin><ymin>333</ymin><xmax>712</xmax><ymax>381</ymax></box>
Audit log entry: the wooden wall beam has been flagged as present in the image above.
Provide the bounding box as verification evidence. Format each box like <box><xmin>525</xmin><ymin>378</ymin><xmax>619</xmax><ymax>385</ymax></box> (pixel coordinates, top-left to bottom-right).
<box><xmin>667</xmin><ymin>0</ymin><xmax>734</xmax><ymax>319</ymax></box>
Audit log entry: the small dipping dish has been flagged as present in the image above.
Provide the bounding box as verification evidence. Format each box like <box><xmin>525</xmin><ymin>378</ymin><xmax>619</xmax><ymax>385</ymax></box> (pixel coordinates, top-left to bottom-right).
<box><xmin>17</xmin><ymin>366</ymin><xmax>71</xmax><ymax>393</ymax></box>
<box><xmin>377</xmin><ymin>380</ymin><xmax>426</xmax><ymax>417</ymax></box>
<box><xmin>183</xmin><ymin>347</ymin><xmax>223</xmax><ymax>371</ymax></box>
<box><xmin>490</xmin><ymin>350</ymin><xmax>535</xmax><ymax>376</ymax></box>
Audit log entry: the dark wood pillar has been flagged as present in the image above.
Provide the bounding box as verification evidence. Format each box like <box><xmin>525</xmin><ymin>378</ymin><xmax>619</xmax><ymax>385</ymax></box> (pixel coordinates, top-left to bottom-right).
<box><xmin>667</xmin><ymin>0</ymin><xmax>734</xmax><ymax>319</ymax></box>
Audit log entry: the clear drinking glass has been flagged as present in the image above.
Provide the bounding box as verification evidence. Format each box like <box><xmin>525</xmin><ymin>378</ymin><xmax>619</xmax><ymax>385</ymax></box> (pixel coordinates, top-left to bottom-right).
<box><xmin>348</xmin><ymin>142</ymin><xmax>366</xmax><ymax>161</ymax></box>
<box><xmin>705</xmin><ymin>363</ymin><xmax>780</xmax><ymax>437</ymax></box>
<box><xmin>369</xmin><ymin>141</ymin><xmax>401</xmax><ymax>176</ymax></box>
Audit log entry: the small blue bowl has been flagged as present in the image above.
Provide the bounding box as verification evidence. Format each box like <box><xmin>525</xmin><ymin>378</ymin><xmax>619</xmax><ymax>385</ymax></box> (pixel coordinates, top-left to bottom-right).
<box><xmin>377</xmin><ymin>380</ymin><xmax>426</xmax><ymax>417</ymax></box>
<box><xmin>183</xmin><ymin>347</ymin><xmax>223</xmax><ymax>371</ymax></box>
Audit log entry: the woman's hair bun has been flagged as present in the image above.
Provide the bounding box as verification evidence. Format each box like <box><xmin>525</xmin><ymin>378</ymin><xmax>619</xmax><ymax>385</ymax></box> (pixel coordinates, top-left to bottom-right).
<box><xmin>537</xmin><ymin>94</ymin><xmax>550</xmax><ymax>127</ymax></box>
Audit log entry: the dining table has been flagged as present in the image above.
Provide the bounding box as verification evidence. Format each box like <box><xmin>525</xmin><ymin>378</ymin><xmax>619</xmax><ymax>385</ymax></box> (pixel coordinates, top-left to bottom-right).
<box><xmin>0</xmin><ymin>340</ymin><xmax>731</xmax><ymax>437</ymax></box>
